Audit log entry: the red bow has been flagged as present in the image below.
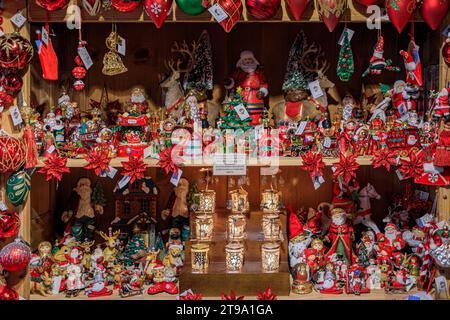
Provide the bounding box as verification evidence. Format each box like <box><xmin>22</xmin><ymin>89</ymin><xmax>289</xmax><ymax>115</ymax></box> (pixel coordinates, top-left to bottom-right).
<box><xmin>300</xmin><ymin>151</ymin><xmax>325</xmax><ymax>177</ymax></box>
<box><xmin>256</xmin><ymin>287</ymin><xmax>277</xmax><ymax>300</ymax></box>
<box><xmin>84</xmin><ymin>148</ymin><xmax>111</xmax><ymax>176</ymax></box>
<box><xmin>372</xmin><ymin>147</ymin><xmax>397</xmax><ymax>172</ymax></box>
<box><xmin>179</xmin><ymin>292</ymin><xmax>203</xmax><ymax>300</ymax></box>
<box><xmin>158</xmin><ymin>145</ymin><xmax>180</xmax><ymax>174</ymax></box>
<box><xmin>221</xmin><ymin>291</ymin><xmax>245</xmax><ymax>300</ymax></box>
<box><xmin>38</xmin><ymin>153</ymin><xmax>70</xmax><ymax>181</ymax></box>
<box><xmin>400</xmin><ymin>150</ymin><xmax>425</xmax><ymax>180</ymax></box>
<box><xmin>332</xmin><ymin>153</ymin><xmax>360</xmax><ymax>184</ymax></box>
<box><xmin>121</xmin><ymin>155</ymin><xmax>148</xmax><ymax>184</ymax></box>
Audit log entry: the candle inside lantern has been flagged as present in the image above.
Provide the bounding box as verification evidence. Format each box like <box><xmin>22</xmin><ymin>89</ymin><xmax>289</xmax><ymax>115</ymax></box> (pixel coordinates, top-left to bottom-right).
<box><xmin>229</xmin><ymin>187</ymin><xmax>249</xmax><ymax>214</ymax></box>
<box><xmin>227</xmin><ymin>214</ymin><xmax>247</xmax><ymax>241</ymax></box>
<box><xmin>196</xmin><ymin>190</ymin><xmax>216</xmax><ymax>214</ymax></box>
<box><xmin>194</xmin><ymin>213</ymin><xmax>214</xmax><ymax>241</ymax></box>
<box><xmin>260</xmin><ymin>189</ymin><xmax>282</xmax><ymax>213</ymax></box>
<box><xmin>261</xmin><ymin>242</ymin><xmax>280</xmax><ymax>273</ymax></box>
<box><xmin>191</xmin><ymin>243</ymin><xmax>210</xmax><ymax>273</ymax></box>
<box><xmin>225</xmin><ymin>242</ymin><xmax>245</xmax><ymax>273</ymax></box>
<box><xmin>262</xmin><ymin>213</ymin><xmax>281</xmax><ymax>241</ymax></box>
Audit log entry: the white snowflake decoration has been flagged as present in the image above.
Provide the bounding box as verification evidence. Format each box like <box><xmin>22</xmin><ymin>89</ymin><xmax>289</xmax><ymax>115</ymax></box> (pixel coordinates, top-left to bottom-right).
<box><xmin>151</xmin><ymin>2</ymin><xmax>162</xmax><ymax>16</ymax></box>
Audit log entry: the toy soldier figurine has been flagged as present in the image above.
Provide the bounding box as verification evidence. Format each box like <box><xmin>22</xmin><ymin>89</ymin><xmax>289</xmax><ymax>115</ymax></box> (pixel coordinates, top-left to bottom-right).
<box><xmin>225</xmin><ymin>50</ymin><xmax>269</xmax><ymax>125</ymax></box>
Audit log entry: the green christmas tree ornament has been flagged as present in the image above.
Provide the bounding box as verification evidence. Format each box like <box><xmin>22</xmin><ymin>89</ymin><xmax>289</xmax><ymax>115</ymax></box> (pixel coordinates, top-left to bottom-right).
<box><xmin>337</xmin><ymin>31</ymin><xmax>354</xmax><ymax>82</ymax></box>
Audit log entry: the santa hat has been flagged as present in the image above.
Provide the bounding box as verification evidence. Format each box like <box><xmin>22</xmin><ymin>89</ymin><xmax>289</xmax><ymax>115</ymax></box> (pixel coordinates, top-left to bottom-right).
<box><xmin>385</xmin><ymin>223</ymin><xmax>399</xmax><ymax>232</ymax></box>
<box><xmin>373</xmin><ymin>36</ymin><xmax>384</xmax><ymax>59</ymax></box>
<box><xmin>237</xmin><ymin>50</ymin><xmax>259</xmax><ymax>69</ymax></box>
<box><xmin>289</xmin><ymin>208</ymin><xmax>305</xmax><ymax>240</ymax></box>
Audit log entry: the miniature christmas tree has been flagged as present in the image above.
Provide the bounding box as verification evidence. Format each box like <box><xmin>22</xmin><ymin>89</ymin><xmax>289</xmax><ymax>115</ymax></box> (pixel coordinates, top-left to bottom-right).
<box><xmin>185</xmin><ymin>30</ymin><xmax>213</xmax><ymax>92</ymax></box>
<box><xmin>218</xmin><ymin>89</ymin><xmax>253</xmax><ymax>131</ymax></box>
<box><xmin>123</xmin><ymin>226</ymin><xmax>146</xmax><ymax>267</ymax></box>
<box><xmin>282</xmin><ymin>31</ymin><xmax>311</xmax><ymax>92</ymax></box>
<box><xmin>92</xmin><ymin>181</ymin><xmax>106</xmax><ymax>207</ymax></box>
<box><xmin>337</xmin><ymin>31</ymin><xmax>354</xmax><ymax>82</ymax></box>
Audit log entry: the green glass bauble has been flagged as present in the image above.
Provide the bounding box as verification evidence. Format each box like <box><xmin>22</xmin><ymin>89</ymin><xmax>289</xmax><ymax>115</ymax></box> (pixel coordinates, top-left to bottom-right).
<box><xmin>6</xmin><ymin>170</ymin><xmax>31</xmax><ymax>207</ymax></box>
<box><xmin>176</xmin><ymin>0</ymin><xmax>206</xmax><ymax>15</ymax></box>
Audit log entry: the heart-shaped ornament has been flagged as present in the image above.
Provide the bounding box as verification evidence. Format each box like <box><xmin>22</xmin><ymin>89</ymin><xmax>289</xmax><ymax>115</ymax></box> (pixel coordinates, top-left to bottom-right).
<box><xmin>145</xmin><ymin>0</ymin><xmax>173</xmax><ymax>28</ymax></box>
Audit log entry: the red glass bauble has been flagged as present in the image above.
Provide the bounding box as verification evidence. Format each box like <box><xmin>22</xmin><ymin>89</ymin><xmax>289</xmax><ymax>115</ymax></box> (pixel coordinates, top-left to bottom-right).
<box><xmin>73</xmin><ymin>79</ymin><xmax>85</xmax><ymax>91</ymax></box>
<box><xmin>245</xmin><ymin>0</ymin><xmax>281</xmax><ymax>19</ymax></box>
<box><xmin>0</xmin><ymin>33</ymin><xmax>34</xmax><ymax>70</ymax></box>
<box><xmin>0</xmin><ymin>211</ymin><xmax>20</xmax><ymax>239</ymax></box>
<box><xmin>420</xmin><ymin>0</ymin><xmax>449</xmax><ymax>31</ymax></box>
<box><xmin>75</xmin><ymin>55</ymin><xmax>84</xmax><ymax>66</ymax></box>
<box><xmin>0</xmin><ymin>131</ymin><xmax>26</xmax><ymax>173</ymax></box>
<box><xmin>35</xmin><ymin>0</ymin><xmax>70</xmax><ymax>11</ymax></box>
<box><xmin>286</xmin><ymin>0</ymin><xmax>310</xmax><ymax>20</ymax></box>
<box><xmin>3</xmin><ymin>73</ymin><xmax>23</xmax><ymax>93</ymax></box>
<box><xmin>216</xmin><ymin>0</ymin><xmax>243</xmax><ymax>32</ymax></box>
<box><xmin>386</xmin><ymin>0</ymin><xmax>416</xmax><ymax>33</ymax></box>
<box><xmin>0</xmin><ymin>238</ymin><xmax>31</xmax><ymax>272</ymax></box>
<box><xmin>112</xmin><ymin>0</ymin><xmax>142</xmax><ymax>12</ymax></box>
<box><xmin>72</xmin><ymin>66</ymin><xmax>87</xmax><ymax>79</ymax></box>
<box><xmin>442</xmin><ymin>38</ymin><xmax>450</xmax><ymax>66</ymax></box>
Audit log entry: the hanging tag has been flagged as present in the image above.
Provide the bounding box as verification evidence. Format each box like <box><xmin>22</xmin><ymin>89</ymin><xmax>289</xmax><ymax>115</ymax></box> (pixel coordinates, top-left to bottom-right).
<box><xmin>338</xmin><ymin>28</ymin><xmax>355</xmax><ymax>46</ymax></box>
<box><xmin>57</xmin><ymin>94</ymin><xmax>71</xmax><ymax>106</ymax></box>
<box><xmin>0</xmin><ymin>29</ymin><xmax>4</xmax><ymax>37</ymax></box>
<box><xmin>11</xmin><ymin>12</ymin><xmax>27</xmax><ymax>29</ymax></box>
<box><xmin>234</xmin><ymin>103</ymin><xmax>250</xmax><ymax>120</ymax></box>
<box><xmin>295</xmin><ymin>121</ymin><xmax>308</xmax><ymax>135</ymax></box>
<box><xmin>308</xmin><ymin>80</ymin><xmax>324</xmax><ymax>99</ymax></box>
<box><xmin>323</xmin><ymin>137</ymin><xmax>332</xmax><ymax>148</ymax></box>
<box><xmin>0</xmin><ymin>201</ymin><xmax>8</xmax><ymax>211</ymax></box>
<box><xmin>170</xmin><ymin>168</ymin><xmax>183</xmax><ymax>186</ymax></box>
<box><xmin>77</xmin><ymin>46</ymin><xmax>93</xmax><ymax>70</ymax></box>
<box><xmin>144</xmin><ymin>146</ymin><xmax>152</xmax><ymax>159</ymax></box>
<box><xmin>396</xmin><ymin>169</ymin><xmax>405</xmax><ymax>181</ymax></box>
<box><xmin>41</xmin><ymin>26</ymin><xmax>49</xmax><ymax>46</ymax></box>
<box><xmin>52</xmin><ymin>275</ymin><xmax>62</xmax><ymax>295</ymax></box>
<box><xmin>106</xmin><ymin>166</ymin><xmax>117</xmax><ymax>179</ymax></box>
<box><xmin>118</xmin><ymin>175</ymin><xmax>131</xmax><ymax>189</ymax></box>
<box><xmin>9</xmin><ymin>106</ymin><xmax>23</xmax><ymax>126</ymax></box>
<box><xmin>312</xmin><ymin>174</ymin><xmax>325</xmax><ymax>190</ymax></box>
<box><xmin>254</xmin><ymin>125</ymin><xmax>264</xmax><ymax>140</ymax></box>
<box><xmin>208</xmin><ymin>3</ymin><xmax>228</xmax><ymax>23</ymax></box>
<box><xmin>47</xmin><ymin>145</ymin><xmax>56</xmax><ymax>154</ymax></box>
<box><xmin>423</xmin><ymin>162</ymin><xmax>443</xmax><ymax>174</ymax></box>
<box><xmin>117</xmin><ymin>36</ymin><xmax>126</xmax><ymax>56</ymax></box>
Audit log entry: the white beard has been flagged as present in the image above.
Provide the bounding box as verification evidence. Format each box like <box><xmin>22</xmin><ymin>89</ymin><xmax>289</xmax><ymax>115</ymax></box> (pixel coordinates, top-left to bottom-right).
<box><xmin>332</xmin><ymin>215</ymin><xmax>346</xmax><ymax>226</ymax></box>
<box><xmin>241</xmin><ymin>64</ymin><xmax>257</xmax><ymax>74</ymax></box>
<box><xmin>385</xmin><ymin>231</ymin><xmax>398</xmax><ymax>242</ymax></box>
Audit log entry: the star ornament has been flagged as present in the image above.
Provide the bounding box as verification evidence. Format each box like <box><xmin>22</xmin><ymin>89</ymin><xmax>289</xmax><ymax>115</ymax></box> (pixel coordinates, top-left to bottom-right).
<box><xmin>372</xmin><ymin>147</ymin><xmax>397</xmax><ymax>172</ymax></box>
<box><xmin>83</xmin><ymin>148</ymin><xmax>111</xmax><ymax>176</ymax></box>
<box><xmin>332</xmin><ymin>152</ymin><xmax>360</xmax><ymax>184</ymax></box>
<box><xmin>301</xmin><ymin>151</ymin><xmax>325</xmax><ymax>177</ymax></box>
<box><xmin>37</xmin><ymin>153</ymin><xmax>70</xmax><ymax>181</ymax></box>
<box><xmin>400</xmin><ymin>150</ymin><xmax>425</xmax><ymax>180</ymax></box>
<box><xmin>121</xmin><ymin>155</ymin><xmax>147</xmax><ymax>184</ymax></box>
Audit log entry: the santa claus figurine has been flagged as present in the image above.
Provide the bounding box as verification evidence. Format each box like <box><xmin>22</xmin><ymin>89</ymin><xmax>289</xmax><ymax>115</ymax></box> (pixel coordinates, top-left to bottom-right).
<box><xmin>376</xmin><ymin>223</ymin><xmax>406</xmax><ymax>260</ymax></box>
<box><xmin>325</xmin><ymin>208</ymin><xmax>356</xmax><ymax>265</ymax></box>
<box><xmin>288</xmin><ymin>209</ymin><xmax>312</xmax><ymax>274</ymax></box>
<box><xmin>432</xmin><ymin>88</ymin><xmax>450</xmax><ymax>122</ymax></box>
<box><xmin>225</xmin><ymin>51</ymin><xmax>269</xmax><ymax>125</ymax></box>
<box><xmin>305</xmin><ymin>238</ymin><xmax>326</xmax><ymax>274</ymax></box>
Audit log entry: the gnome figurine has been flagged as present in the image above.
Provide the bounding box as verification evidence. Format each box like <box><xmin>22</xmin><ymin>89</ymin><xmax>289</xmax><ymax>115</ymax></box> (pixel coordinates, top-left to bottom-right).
<box><xmin>363</xmin><ymin>35</ymin><xmax>399</xmax><ymax>77</ymax></box>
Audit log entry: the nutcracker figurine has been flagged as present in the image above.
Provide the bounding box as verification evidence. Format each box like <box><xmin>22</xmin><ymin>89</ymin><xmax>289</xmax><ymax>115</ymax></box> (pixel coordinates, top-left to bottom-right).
<box><xmin>225</xmin><ymin>51</ymin><xmax>269</xmax><ymax>125</ymax></box>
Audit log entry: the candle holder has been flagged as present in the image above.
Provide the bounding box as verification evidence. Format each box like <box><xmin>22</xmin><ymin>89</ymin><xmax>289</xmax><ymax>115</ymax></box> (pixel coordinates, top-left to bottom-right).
<box><xmin>227</xmin><ymin>214</ymin><xmax>247</xmax><ymax>241</ymax></box>
<box><xmin>229</xmin><ymin>187</ymin><xmax>249</xmax><ymax>214</ymax></box>
<box><xmin>191</xmin><ymin>243</ymin><xmax>210</xmax><ymax>273</ymax></box>
<box><xmin>225</xmin><ymin>242</ymin><xmax>245</xmax><ymax>273</ymax></box>
<box><xmin>196</xmin><ymin>189</ymin><xmax>216</xmax><ymax>214</ymax></box>
<box><xmin>262</xmin><ymin>213</ymin><xmax>281</xmax><ymax>241</ymax></box>
<box><xmin>261</xmin><ymin>242</ymin><xmax>280</xmax><ymax>273</ymax></box>
<box><xmin>194</xmin><ymin>213</ymin><xmax>214</xmax><ymax>241</ymax></box>
<box><xmin>260</xmin><ymin>188</ymin><xmax>282</xmax><ymax>213</ymax></box>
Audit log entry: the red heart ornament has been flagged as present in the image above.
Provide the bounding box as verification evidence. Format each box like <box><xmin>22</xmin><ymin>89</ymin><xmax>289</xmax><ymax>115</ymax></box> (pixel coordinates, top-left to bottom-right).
<box><xmin>145</xmin><ymin>0</ymin><xmax>173</xmax><ymax>28</ymax></box>
<box><xmin>215</xmin><ymin>0</ymin><xmax>243</xmax><ymax>32</ymax></box>
<box><xmin>354</xmin><ymin>0</ymin><xmax>381</xmax><ymax>6</ymax></box>
<box><xmin>420</xmin><ymin>0</ymin><xmax>449</xmax><ymax>31</ymax></box>
<box><xmin>285</xmin><ymin>0</ymin><xmax>310</xmax><ymax>21</ymax></box>
<box><xmin>386</xmin><ymin>0</ymin><xmax>416</xmax><ymax>33</ymax></box>
<box><xmin>245</xmin><ymin>0</ymin><xmax>280</xmax><ymax>20</ymax></box>
<box><xmin>316</xmin><ymin>0</ymin><xmax>346</xmax><ymax>32</ymax></box>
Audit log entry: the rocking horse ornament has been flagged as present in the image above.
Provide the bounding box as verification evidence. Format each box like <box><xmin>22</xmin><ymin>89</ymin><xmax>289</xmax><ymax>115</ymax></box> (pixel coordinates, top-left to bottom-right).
<box><xmin>354</xmin><ymin>183</ymin><xmax>381</xmax><ymax>233</ymax></box>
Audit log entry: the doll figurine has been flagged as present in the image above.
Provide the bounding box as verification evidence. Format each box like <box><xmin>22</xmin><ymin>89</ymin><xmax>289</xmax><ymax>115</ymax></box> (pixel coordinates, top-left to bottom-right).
<box><xmin>65</xmin><ymin>264</ymin><xmax>84</xmax><ymax>298</ymax></box>
<box><xmin>161</xmin><ymin>178</ymin><xmax>190</xmax><ymax>232</ymax></box>
<box><xmin>325</xmin><ymin>208</ymin><xmax>356</xmax><ymax>265</ymax></box>
<box><xmin>320</xmin><ymin>263</ymin><xmax>343</xmax><ymax>294</ymax></box>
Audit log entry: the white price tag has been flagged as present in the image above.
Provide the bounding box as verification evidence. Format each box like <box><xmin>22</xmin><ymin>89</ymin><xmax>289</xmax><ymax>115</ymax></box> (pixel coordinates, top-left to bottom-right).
<box><xmin>144</xmin><ymin>146</ymin><xmax>152</xmax><ymax>159</ymax></box>
<box><xmin>234</xmin><ymin>103</ymin><xmax>250</xmax><ymax>121</ymax></box>
<box><xmin>77</xmin><ymin>46</ymin><xmax>93</xmax><ymax>70</ymax></box>
<box><xmin>443</xmin><ymin>24</ymin><xmax>450</xmax><ymax>37</ymax></box>
<box><xmin>47</xmin><ymin>145</ymin><xmax>56</xmax><ymax>154</ymax></box>
<box><xmin>295</xmin><ymin>121</ymin><xmax>307</xmax><ymax>135</ymax></box>
<box><xmin>213</xmin><ymin>154</ymin><xmax>247</xmax><ymax>176</ymax></box>
<box><xmin>308</xmin><ymin>80</ymin><xmax>324</xmax><ymax>99</ymax></box>
<box><xmin>9</xmin><ymin>106</ymin><xmax>23</xmax><ymax>126</ymax></box>
<box><xmin>117</xmin><ymin>36</ymin><xmax>126</xmax><ymax>56</ymax></box>
<box><xmin>338</xmin><ymin>28</ymin><xmax>355</xmax><ymax>46</ymax></box>
<box><xmin>208</xmin><ymin>3</ymin><xmax>228</xmax><ymax>23</ymax></box>
<box><xmin>41</xmin><ymin>26</ymin><xmax>49</xmax><ymax>46</ymax></box>
<box><xmin>312</xmin><ymin>174</ymin><xmax>325</xmax><ymax>190</ymax></box>
<box><xmin>58</xmin><ymin>94</ymin><xmax>70</xmax><ymax>106</ymax></box>
<box><xmin>170</xmin><ymin>169</ymin><xmax>183</xmax><ymax>186</ymax></box>
<box><xmin>396</xmin><ymin>169</ymin><xmax>405</xmax><ymax>181</ymax></box>
<box><xmin>0</xmin><ymin>201</ymin><xmax>8</xmax><ymax>211</ymax></box>
<box><xmin>323</xmin><ymin>137</ymin><xmax>332</xmax><ymax>148</ymax></box>
<box><xmin>423</xmin><ymin>162</ymin><xmax>443</xmax><ymax>174</ymax></box>
<box><xmin>331</xmin><ymin>166</ymin><xmax>337</xmax><ymax>173</ymax></box>
<box><xmin>117</xmin><ymin>175</ymin><xmax>131</xmax><ymax>189</ymax></box>
<box><xmin>52</xmin><ymin>276</ymin><xmax>62</xmax><ymax>294</ymax></box>
<box><xmin>107</xmin><ymin>166</ymin><xmax>118</xmax><ymax>179</ymax></box>
<box><xmin>11</xmin><ymin>12</ymin><xmax>27</xmax><ymax>29</ymax></box>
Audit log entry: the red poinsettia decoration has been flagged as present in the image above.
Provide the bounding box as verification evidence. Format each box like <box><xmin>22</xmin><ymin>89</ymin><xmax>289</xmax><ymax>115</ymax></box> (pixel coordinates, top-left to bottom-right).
<box><xmin>332</xmin><ymin>153</ymin><xmax>360</xmax><ymax>184</ymax></box>
<box><xmin>0</xmin><ymin>285</ymin><xmax>19</xmax><ymax>301</ymax></box>
<box><xmin>83</xmin><ymin>148</ymin><xmax>111</xmax><ymax>176</ymax></box>
<box><xmin>221</xmin><ymin>291</ymin><xmax>245</xmax><ymax>300</ymax></box>
<box><xmin>372</xmin><ymin>147</ymin><xmax>397</xmax><ymax>172</ymax></box>
<box><xmin>37</xmin><ymin>153</ymin><xmax>70</xmax><ymax>181</ymax></box>
<box><xmin>0</xmin><ymin>211</ymin><xmax>20</xmax><ymax>239</ymax></box>
<box><xmin>121</xmin><ymin>155</ymin><xmax>147</xmax><ymax>184</ymax></box>
<box><xmin>158</xmin><ymin>145</ymin><xmax>180</xmax><ymax>174</ymax></box>
<box><xmin>300</xmin><ymin>151</ymin><xmax>325</xmax><ymax>177</ymax></box>
<box><xmin>256</xmin><ymin>288</ymin><xmax>277</xmax><ymax>300</ymax></box>
<box><xmin>179</xmin><ymin>292</ymin><xmax>203</xmax><ymax>300</ymax></box>
<box><xmin>399</xmin><ymin>150</ymin><xmax>425</xmax><ymax>180</ymax></box>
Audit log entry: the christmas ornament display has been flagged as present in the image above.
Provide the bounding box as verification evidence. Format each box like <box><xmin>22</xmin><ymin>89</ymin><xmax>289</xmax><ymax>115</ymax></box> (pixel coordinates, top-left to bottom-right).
<box><xmin>6</xmin><ymin>170</ymin><xmax>31</xmax><ymax>207</ymax></box>
<box><xmin>354</xmin><ymin>0</ymin><xmax>380</xmax><ymax>5</ymax></box>
<box><xmin>420</xmin><ymin>0</ymin><xmax>449</xmax><ymax>31</ymax></box>
<box><xmin>36</xmin><ymin>0</ymin><xmax>70</xmax><ymax>11</ymax></box>
<box><xmin>0</xmin><ymin>32</ymin><xmax>34</xmax><ymax>70</ymax></box>
<box><xmin>336</xmin><ymin>30</ymin><xmax>354</xmax><ymax>82</ymax></box>
<box><xmin>103</xmin><ymin>25</ymin><xmax>128</xmax><ymax>76</ymax></box>
<box><xmin>175</xmin><ymin>0</ymin><xmax>206</xmax><ymax>15</ymax></box>
<box><xmin>0</xmin><ymin>238</ymin><xmax>32</xmax><ymax>272</ymax></box>
<box><xmin>245</xmin><ymin>0</ymin><xmax>281</xmax><ymax>19</ymax></box>
<box><xmin>386</xmin><ymin>0</ymin><xmax>416</xmax><ymax>33</ymax></box>
<box><xmin>112</xmin><ymin>0</ymin><xmax>142</xmax><ymax>12</ymax></box>
<box><xmin>204</xmin><ymin>0</ymin><xmax>243</xmax><ymax>32</ymax></box>
<box><xmin>0</xmin><ymin>211</ymin><xmax>20</xmax><ymax>239</ymax></box>
<box><xmin>144</xmin><ymin>0</ymin><xmax>173</xmax><ymax>29</ymax></box>
<box><xmin>286</xmin><ymin>0</ymin><xmax>310</xmax><ymax>20</ymax></box>
<box><xmin>0</xmin><ymin>130</ymin><xmax>26</xmax><ymax>173</ymax></box>
<box><xmin>315</xmin><ymin>0</ymin><xmax>346</xmax><ymax>32</ymax></box>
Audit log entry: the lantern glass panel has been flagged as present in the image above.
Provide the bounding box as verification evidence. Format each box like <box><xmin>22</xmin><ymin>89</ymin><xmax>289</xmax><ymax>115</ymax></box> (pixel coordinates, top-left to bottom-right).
<box><xmin>227</xmin><ymin>214</ymin><xmax>247</xmax><ymax>241</ymax></box>
<box><xmin>191</xmin><ymin>243</ymin><xmax>210</xmax><ymax>273</ymax></box>
<box><xmin>262</xmin><ymin>213</ymin><xmax>281</xmax><ymax>241</ymax></box>
<box><xmin>261</xmin><ymin>242</ymin><xmax>280</xmax><ymax>273</ymax></box>
<box><xmin>197</xmin><ymin>190</ymin><xmax>216</xmax><ymax>213</ymax></box>
<box><xmin>225</xmin><ymin>242</ymin><xmax>245</xmax><ymax>273</ymax></box>
<box><xmin>194</xmin><ymin>213</ymin><xmax>214</xmax><ymax>241</ymax></box>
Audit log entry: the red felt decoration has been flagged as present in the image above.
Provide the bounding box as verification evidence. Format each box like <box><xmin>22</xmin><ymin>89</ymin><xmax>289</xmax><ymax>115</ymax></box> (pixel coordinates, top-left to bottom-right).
<box><xmin>112</xmin><ymin>0</ymin><xmax>142</xmax><ymax>12</ymax></box>
<box><xmin>179</xmin><ymin>292</ymin><xmax>203</xmax><ymax>300</ymax></box>
<box><xmin>245</xmin><ymin>0</ymin><xmax>280</xmax><ymax>20</ymax></box>
<box><xmin>300</xmin><ymin>151</ymin><xmax>325</xmax><ymax>177</ymax></box>
<box><xmin>386</xmin><ymin>0</ymin><xmax>416</xmax><ymax>33</ymax></box>
<box><xmin>158</xmin><ymin>145</ymin><xmax>180</xmax><ymax>174</ymax></box>
<box><xmin>354</xmin><ymin>0</ymin><xmax>381</xmax><ymax>6</ymax></box>
<box><xmin>332</xmin><ymin>152</ymin><xmax>360</xmax><ymax>184</ymax></box>
<box><xmin>285</xmin><ymin>0</ymin><xmax>310</xmax><ymax>20</ymax></box>
<box><xmin>144</xmin><ymin>0</ymin><xmax>173</xmax><ymax>29</ymax></box>
<box><xmin>36</xmin><ymin>0</ymin><xmax>70</xmax><ymax>11</ymax></box>
<box><xmin>400</xmin><ymin>150</ymin><xmax>425</xmax><ymax>180</ymax></box>
<box><xmin>0</xmin><ymin>211</ymin><xmax>20</xmax><ymax>239</ymax></box>
<box><xmin>37</xmin><ymin>24</ymin><xmax>59</xmax><ymax>81</ymax></box>
<box><xmin>0</xmin><ymin>130</ymin><xmax>26</xmax><ymax>173</ymax></box>
<box><xmin>37</xmin><ymin>153</ymin><xmax>70</xmax><ymax>181</ymax></box>
<box><xmin>0</xmin><ymin>238</ymin><xmax>32</xmax><ymax>272</ymax></box>
<box><xmin>221</xmin><ymin>291</ymin><xmax>245</xmax><ymax>300</ymax></box>
<box><xmin>420</xmin><ymin>0</ymin><xmax>449</xmax><ymax>31</ymax></box>
<box><xmin>0</xmin><ymin>33</ymin><xmax>34</xmax><ymax>70</ymax></box>
<box><xmin>372</xmin><ymin>147</ymin><xmax>397</xmax><ymax>171</ymax></box>
<box><xmin>256</xmin><ymin>287</ymin><xmax>277</xmax><ymax>300</ymax></box>
<box><xmin>204</xmin><ymin>0</ymin><xmax>243</xmax><ymax>32</ymax></box>
<box><xmin>84</xmin><ymin>148</ymin><xmax>112</xmax><ymax>176</ymax></box>
<box><xmin>121</xmin><ymin>155</ymin><xmax>148</xmax><ymax>184</ymax></box>
<box><xmin>316</xmin><ymin>0</ymin><xmax>346</xmax><ymax>32</ymax></box>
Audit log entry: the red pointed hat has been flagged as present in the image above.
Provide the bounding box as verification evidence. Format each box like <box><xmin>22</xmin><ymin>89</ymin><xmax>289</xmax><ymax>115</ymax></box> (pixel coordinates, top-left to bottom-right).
<box><xmin>385</xmin><ymin>223</ymin><xmax>399</xmax><ymax>231</ymax></box>
<box><xmin>289</xmin><ymin>207</ymin><xmax>304</xmax><ymax>240</ymax></box>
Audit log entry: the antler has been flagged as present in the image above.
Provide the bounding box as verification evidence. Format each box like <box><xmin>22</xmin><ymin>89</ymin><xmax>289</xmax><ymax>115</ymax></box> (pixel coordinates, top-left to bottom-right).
<box><xmin>170</xmin><ymin>40</ymin><xmax>198</xmax><ymax>74</ymax></box>
<box><xmin>99</xmin><ymin>231</ymin><xmax>108</xmax><ymax>240</ymax></box>
<box><xmin>300</xmin><ymin>42</ymin><xmax>330</xmax><ymax>77</ymax></box>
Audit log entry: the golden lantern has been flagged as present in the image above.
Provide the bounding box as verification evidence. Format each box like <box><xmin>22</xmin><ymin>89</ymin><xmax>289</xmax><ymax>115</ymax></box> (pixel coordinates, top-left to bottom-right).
<box><xmin>196</xmin><ymin>190</ymin><xmax>216</xmax><ymax>214</ymax></box>
<box><xmin>194</xmin><ymin>213</ymin><xmax>214</xmax><ymax>241</ymax></box>
<box><xmin>260</xmin><ymin>188</ymin><xmax>282</xmax><ymax>213</ymax></box>
<box><xmin>261</xmin><ymin>242</ymin><xmax>281</xmax><ymax>273</ymax></box>
<box><xmin>225</xmin><ymin>242</ymin><xmax>245</xmax><ymax>273</ymax></box>
<box><xmin>227</xmin><ymin>214</ymin><xmax>247</xmax><ymax>241</ymax></box>
<box><xmin>191</xmin><ymin>243</ymin><xmax>210</xmax><ymax>273</ymax></box>
<box><xmin>229</xmin><ymin>187</ymin><xmax>250</xmax><ymax>214</ymax></box>
<box><xmin>262</xmin><ymin>213</ymin><xmax>281</xmax><ymax>241</ymax></box>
